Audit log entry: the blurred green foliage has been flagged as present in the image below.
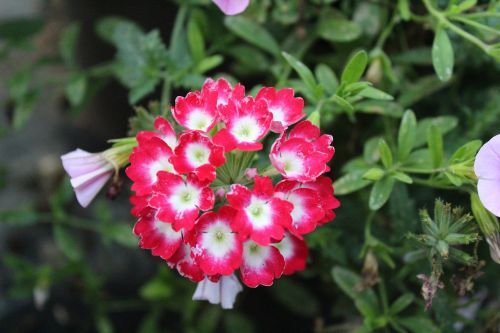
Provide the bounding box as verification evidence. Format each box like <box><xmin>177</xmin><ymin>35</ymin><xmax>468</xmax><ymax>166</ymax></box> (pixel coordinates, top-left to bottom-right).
<box><xmin>1</xmin><ymin>0</ymin><xmax>500</xmax><ymax>332</ymax></box>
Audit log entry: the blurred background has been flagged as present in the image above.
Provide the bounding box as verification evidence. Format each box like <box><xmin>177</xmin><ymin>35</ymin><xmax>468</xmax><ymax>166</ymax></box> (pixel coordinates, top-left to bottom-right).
<box><xmin>0</xmin><ymin>0</ymin><xmax>499</xmax><ymax>332</ymax></box>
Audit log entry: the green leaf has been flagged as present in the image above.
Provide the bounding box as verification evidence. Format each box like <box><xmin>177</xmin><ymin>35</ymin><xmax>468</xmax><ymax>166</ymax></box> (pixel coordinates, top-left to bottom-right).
<box><xmin>140</xmin><ymin>276</ymin><xmax>173</xmax><ymax>301</ymax></box>
<box><xmin>358</xmin><ymin>87</ymin><xmax>393</xmax><ymax>100</ymax></box>
<box><xmin>315</xmin><ymin>64</ymin><xmax>338</xmax><ymax>95</ymax></box>
<box><xmin>397</xmin><ymin>110</ymin><xmax>417</xmax><ymax>161</ymax></box>
<box><xmin>318</xmin><ymin>16</ymin><xmax>362</xmax><ymax>43</ymax></box>
<box><xmin>282</xmin><ymin>52</ymin><xmax>318</xmax><ymax>97</ymax></box>
<box><xmin>196</xmin><ymin>55</ymin><xmax>223</xmax><ymax>73</ymax></box>
<box><xmin>379</xmin><ymin>139</ymin><xmax>393</xmax><ymax>168</ymax></box>
<box><xmin>432</xmin><ymin>27</ymin><xmax>454</xmax><ymax>81</ymax></box>
<box><xmin>355</xmin><ymin>100</ymin><xmax>404</xmax><ymax>118</ymax></box>
<box><xmin>187</xmin><ymin>16</ymin><xmax>205</xmax><ymax>63</ymax></box>
<box><xmin>398</xmin><ymin>0</ymin><xmax>411</xmax><ymax>21</ymax></box>
<box><xmin>398</xmin><ymin>75</ymin><xmax>450</xmax><ymax>108</ymax></box>
<box><xmin>224</xmin><ymin>313</ymin><xmax>255</xmax><ymax>333</ymax></box>
<box><xmin>306</xmin><ymin>111</ymin><xmax>321</xmax><ymax>127</ymax></box>
<box><xmin>128</xmin><ymin>78</ymin><xmax>159</xmax><ymax>105</ymax></box>
<box><xmin>389</xmin><ymin>294</ymin><xmax>414</xmax><ymax>314</ymax></box>
<box><xmin>363</xmin><ymin>168</ymin><xmax>385</xmax><ymax>181</ymax></box>
<box><xmin>470</xmin><ymin>193</ymin><xmax>500</xmax><ymax>236</ymax></box>
<box><xmin>270</xmin><ymin>279</ymin><xmax>320</xmax><ymax>317</ymax></box>
<box><xmin>331</xmin><ymin>94</ymin><xmax>354</xmax><ymax>113</ymax></box>
<box><xmin>427</xmin><ymin>124</ymin><xmax>443</xmax><ymax>168</ymax></box>
<box><xmin>0</xmin><ymin>207</ymin><xmax>39</xmax><ymax>226</ymax></box>
<box><xmin>332</xmin><ymin>267</ymin><xmax>379</xmax><ymax>317</ymax></box>
<box><xmin>59</xmin><ymin>23</ymin><xmax>81</xmax><ymax>67</ymax></box>
<box><xmin>334</xmin><ymin>170</ymin><xmax>372</xmax><ymax>195</ymax></box>
<box><xmin>341</xmin><ymin>50</ymin><xmax>368</xmax><ymax>84</ymax></box>
<box><xmin>392</xmin><ymin>172</ymin><xmax>413</xmax><ymax>184</ymax></box>
<box><xmin>99</xmin><ymin>222</ymin><xmax>137</xmax><ymax>247</ymax></box>
<box><xmin>53</xmin><ymin>225</ymin><xmax>83</xmax><ymax>261</ymax></box>
<box><xmin>65</xmin><ymin>72</ymin><xmax>87</xmax><ymax>107</ymax></box>
<box><xmin>398</xmin><ymin>316</ymin><xmax>439</xmax><ymax>333</ymax></box>
<box><xmin>224</xmin><ymin>17</ymin><xmax>280</xmax><ymax>56</ymax></box>
<box><xmin>369</xmin><ymin>177</ymin><xmax>395</xmax><ymax>210</ymax></box>
<box><xmin>415</xmin><ymin>116</ymin><xmax>458</xmax><ymax>147</ymax></box>
<box><xmin>449</xmin><ymin>140</ymin><xmax>482</xmax><ymax>163</ymax></box>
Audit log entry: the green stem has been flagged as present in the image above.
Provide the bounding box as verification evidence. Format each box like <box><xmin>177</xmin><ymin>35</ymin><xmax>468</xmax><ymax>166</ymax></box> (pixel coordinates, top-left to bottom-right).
<box><xmin>421</xmin><ymin>0</ymin><xmax>491</xmax><ymax>55</ymax></box>
<box><xmin>398</xmin><ymin>166</ymin><xmax>448</xmax><ymax>174</ymax></box>
<box><xmin>449</xmin><ymin>16</ymin><xmax>500</xmax><ymax>36</ymax></box>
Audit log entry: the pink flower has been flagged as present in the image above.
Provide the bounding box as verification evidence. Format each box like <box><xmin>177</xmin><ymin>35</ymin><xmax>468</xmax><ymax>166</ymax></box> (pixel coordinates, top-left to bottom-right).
<box><xmin>270</xmin><ymin>121</ymin><xmax>334</xmax><ymax>182</ymax></box>
<box><xmin>212</xmin><ymin>0</ymin><xmax>250</xmax><ymax>16</ymax></box>
<box><xmin>149</xmin><ymin>172</ymin><xmax>215</xmax><ymax>231</ymax></box>
<box><xmin>301</xmin><ymin>176</ymin><xmax>340</xmax><ymax>224</ymax></box>
<box><xmin>61</xmin><ymin>149</ymin><xmax>114</xmax><ymax>207</ymax></box>
<box><xmin>172</xmin><ymin>90</ymin><xmax>218</xmax><ymax>132</ymax></box>
<box><xmin>474</xmin><ymin>134</ymin><xmax>500</xmax><ymax>216</ymax></box>
<box><xmin>213</xmin><ymin>97</ymin><xmax>272</xmax><ymax>151</ymax></box>
<box><xmin>170</xmin><ymin>131</ymin><xmax>225</xmax><ymax>182</ymax></box>
<box><xmin>202</xmin><ymin>77</ymin><xmax>245</xmax><ymax>108</ymax></box>
<box><xmin>240</xmin><ymin>240</ymin><xmax>285</xmax><ymax>287</ymax></box>
<box><xmin>133</xmin><ymin>207</ymin><xmax>182</xmax><ymax>260</ymax></box>
<box><xmin>168</xmin><ymin>243</ymin><xmax>205</xmax><ymax>282</ymax></box>
<box><xmin>275</xmin><ymin>180</ymin><xmax>325</xmax><ymax>236</ymax></box>
<box><xmin>192</xmin><ymin>274</ymin><xmax>243</xmax><ymax>309</ymax></box>
<box><xmin>138</xmin><ymin>116</ymin><xmax>177</xmax><ymax>150</ymax></box>
<box><xmin>190</xmin><ymin>206</ymin><xmax>243</xmax><ymax>276</ymax></box>
<box><xmin>126</xmin><ymin>137</ymin><xmax>175</xmax><ymax>196</ymax></box>
<box><xmin>226</xmin><ymin>176</ymin><xmax>293</xmax><ymax>245</ymax></box>
<box><xmin>273</xmin><ymin>232</ymin><xmax>308</xmax><ymax>275</ymax></box>
<box><xmin>256</xmin><ymin>87</ymin><xmax>305</xmax><ymax>133</ymax></box>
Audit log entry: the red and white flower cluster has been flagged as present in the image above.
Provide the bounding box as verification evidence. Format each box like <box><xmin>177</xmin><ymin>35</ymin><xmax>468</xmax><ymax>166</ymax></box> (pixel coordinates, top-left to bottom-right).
<box><xmin>126</xmin><ymin>78</ymin><xmax>339</xmax><ymax>308</ymax></box>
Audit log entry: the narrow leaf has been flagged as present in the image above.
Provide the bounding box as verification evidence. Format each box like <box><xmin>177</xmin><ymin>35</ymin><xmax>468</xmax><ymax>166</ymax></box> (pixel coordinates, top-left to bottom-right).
<box><xmin>369</xmin><ymin>177</ymin><xmax>395</xmax><ymax>210</ymax></box>
<box><xmin>432</xmin><ymin>27</ymin><xmax>454</xmax><ymax>81</ymax></box>
<box><xmin>427</xmin><ymin>124</ymin><xmax>443</xmax><ymax>168</ymax></box>
<box><xmin>397</xmin><ymin>110</ymin><xmax>417</xmax><ymax>161</ymax></box>
<box><xmin>341</xmin><ymin>50</ymin><xmax>368</xmax><ymax>84</ymax></box>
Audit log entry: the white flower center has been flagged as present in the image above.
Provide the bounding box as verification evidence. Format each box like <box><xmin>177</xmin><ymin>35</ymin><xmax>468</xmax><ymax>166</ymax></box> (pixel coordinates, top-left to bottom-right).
<box><xmin>243</xmin><ymin>241</ymin><xmax>270</xmax><ymax>268</ymax></box>
<box><xmin>245</xmin><ymin>197</ymin><xmax>272</xmax><ymax>229</ymax></box>
<box><xmin>185</xmin><ymin>143</ymin><xmax>211</xmax><ymax>167</ymax></box>
<box><xmin>274</xmin><ymin>235</ymin><xmax>292</xmax><ymax>259</ymax></box>
<box><xmin>231</xmin><ymin>116</ymin><xmax>260</xmax><ymax>142</ymax></box>
<box><xmin>186</xmin><ymin>109</ymin><xmax>213</xmax><ymax>131</ymax></box>
<box><xmin>277</xmin><ymin>151</ymin><xmax>304</xmax><ymax>176</ymax></box>
<box><xmin>169</xmin><ymin>183</ymin><xmax>200</xmax><ymax>210</ymax></box>
<box><xmin>201</xmin><ymin>220</ymin><xmax>235</xmax><ymax>258</ymax></box>
<box><xmin>269</xmin><ymin>107</ymin><xmax>285</xmax><ymax>123</ymax></box>
<box><xmin>154</xmin><ymin>219</ymin><xmax>180</xmax><ymax>239</ymax></box>
<box><xmin>149</xmin><ymin>158</ymin><xmax>174</xmax><ymax>182</ymax></box>
<box><xmin>287</xmin><ymin>192</ymin><xmax>305</xmax><ymax>226</ymax></box>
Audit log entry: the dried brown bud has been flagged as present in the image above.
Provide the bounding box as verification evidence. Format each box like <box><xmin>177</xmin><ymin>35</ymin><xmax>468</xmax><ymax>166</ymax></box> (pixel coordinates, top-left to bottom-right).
<box><xmin>106</xmin><ymin>174</ymin><xmax>123</xmax><ymax>200</ymax></box>
<box><xmin>355</xmin><ymin>250</ymin><xmax>380</xmax><ymax>291</ymax></box>
<box><xmin>417</xmin><ymin>273</ymin><xmax>444</xmax><ymax>311</ymax></box>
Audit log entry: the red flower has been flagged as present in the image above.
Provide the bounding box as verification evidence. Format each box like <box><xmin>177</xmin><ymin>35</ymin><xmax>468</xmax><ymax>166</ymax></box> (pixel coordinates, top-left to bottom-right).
<box><xmin>137</xmin><ymin>116</ymin><xmax>178</xmax><ymax>150</ymax></box>
<box><xmin>133</xmin><ymin>207</ymin><xmax>182</xmax><ymax>260</ymax></box>
<box><xmin>168</xmin><ymin>243</ymin><xmax>205</xmax><ymax>282</ymax></box>
<box><xmin>256</xmin><ymin>87</ymin><xmax>304</xmax><ymax>133</ymax></box>
<box><xmin>213</xmin><ymin>97</ymin><xmax>272</xmax><ymax>151</ymax></box>
<box><xmin>270</xmin><ymin>121</ymin><xmax>334</xmax><ymax>182</ymax></box>
<box><xmin>275</xmin><ymin>180</ymin><xmax>325</xmax><ymax>236</ymax></box>
<box><xmin>170</xmin><ymin>131</ymin><xmax>225</xmax><ymax>182</ymax></box>
<box><xmin>273</xmin><ymin>232</ymin><xmax>308</xmax><ymax>275</ymax></box>
<box><xmin>126</xmin><ymin>137</ymin><xmax>175</xmax><ymax>196</ymax></box>
<box><xmin>301</xmin><ymin>176</ymin><xmax>340</xmax><ymax>224</ymax></box>
<box><xmin>172</xmin><ymin>90</ymin><xmax>218</xmax><ymax>132</ymax></box>
<box><xmin>226</xmin><ymin>176</ymin><xmax>293</xmax><ymax>245</ymax></box>
<box><xmin>240</xmin><ymin>240</ymin><xmax>285</xmax><ymax>287</ymax></box>
<box><xmin>202</xmin><ymin>77</ymin><xmax>245</xmax><ymax>108</ymax></box>
<box><xmin>190</xmin><ymin>206</ymin><xmax>243</xmax><ymax>276</ymax></box>
<box><xmin>149</xmin><ymin>172</ymin><xmax>214</xmax><ymax>231</ymax></box>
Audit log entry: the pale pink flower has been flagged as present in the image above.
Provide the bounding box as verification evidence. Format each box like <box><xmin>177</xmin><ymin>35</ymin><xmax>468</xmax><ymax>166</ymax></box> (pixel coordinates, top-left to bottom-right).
<box><xmin>212</xmin><ymin>0</ymin><xmax>250</xmax><ymax>15</ymax></box>
<box><xmin>61</xmin><ymin>149</ymin><xmax>114</xmax><ymax>207</ymax></box>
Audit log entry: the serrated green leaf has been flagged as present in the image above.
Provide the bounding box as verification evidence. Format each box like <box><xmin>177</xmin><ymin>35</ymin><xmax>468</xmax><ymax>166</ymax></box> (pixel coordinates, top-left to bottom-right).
<box><xmin>397</xmin><ymin>110</ymin><xmax>417</xmax><ymax>161</ymax></box>
<box><xmin>369</xmin><ymin>177</ymin><xmax>395</xmax><ymax>210</ymax></box>
<box><xmin>225</xmin><ymin>16</ymin><xmax>280</xmax><ymax>56</ymax></box>
<box><xmin>341</xmin><ymin>50</ymin><xmax>368</xmax><ymax>84</ymax></box>
<box><xmin>432</xmin><ymin>27</ymin><xmax>454</xmax><ymax>81</ymax></box>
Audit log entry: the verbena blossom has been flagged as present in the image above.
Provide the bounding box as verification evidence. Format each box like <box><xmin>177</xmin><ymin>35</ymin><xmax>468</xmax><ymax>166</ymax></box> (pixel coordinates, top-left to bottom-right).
<box><xmin>474</xmin><ymin>134</ymin><xmax>500</xmax><ymax>216</ymax></box>
<box><xmin>63</xmin><ymin>77</ymin><xmax>339</xmax><ymax>309</ymax></box>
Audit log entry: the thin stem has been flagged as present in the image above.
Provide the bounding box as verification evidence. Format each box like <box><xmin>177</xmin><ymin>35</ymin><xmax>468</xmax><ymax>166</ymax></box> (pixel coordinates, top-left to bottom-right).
<box><xmin>398</xmin><ymin>166</ymin><xmax>448</xmax><ymax>174</ymax></box>
<box><xmin>422</xmin><ymin>0</ymin><xmax>491</xmax><ymax>55</ymax></box>
<box><xmin>449</xmin><ymin>16</ymin><xmax>500</xmax><ymax>36</ymax></box>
